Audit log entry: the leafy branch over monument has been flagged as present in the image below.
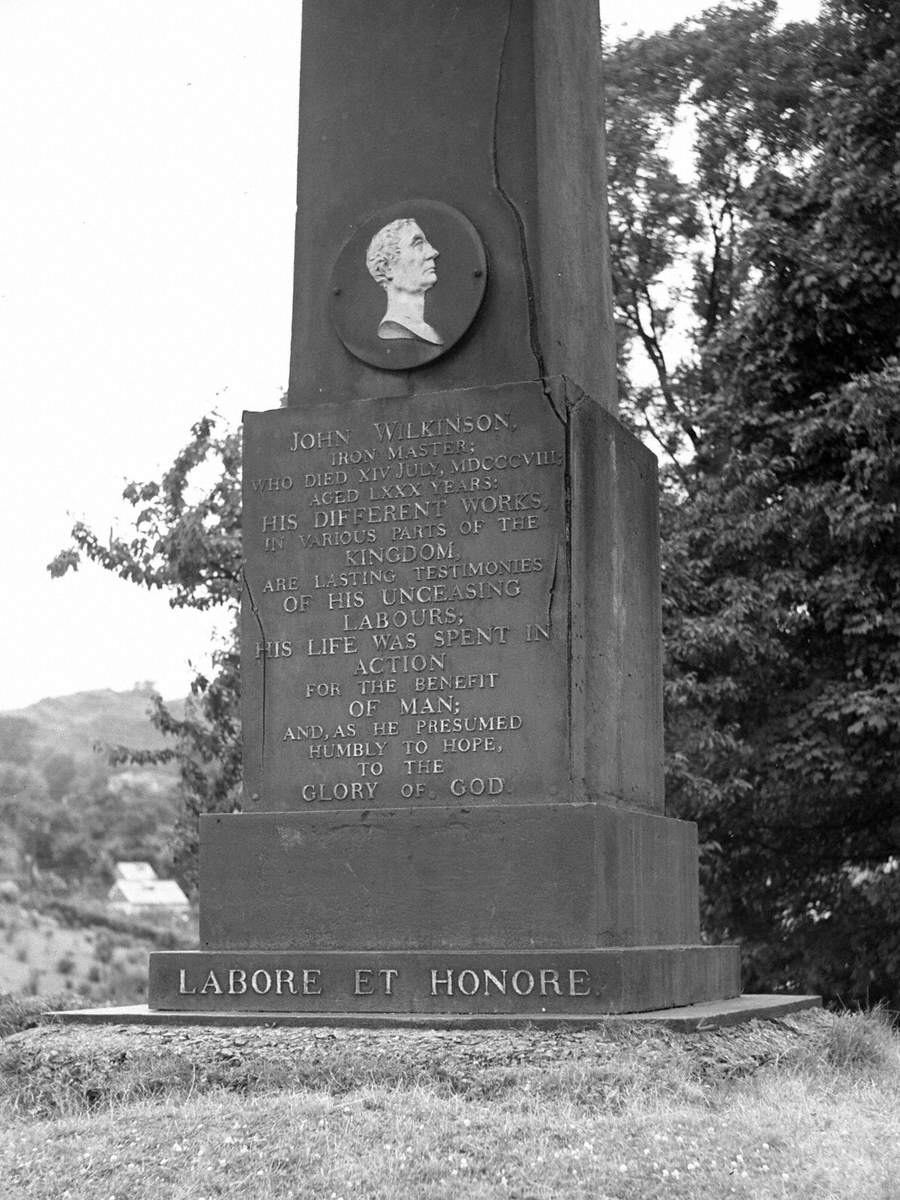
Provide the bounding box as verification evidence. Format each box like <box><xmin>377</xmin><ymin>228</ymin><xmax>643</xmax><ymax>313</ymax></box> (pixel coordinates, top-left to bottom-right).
<box><xmin>48</xmin><ymin>416</ymin><xmax>243</xmax><ymax>890</ymax></box>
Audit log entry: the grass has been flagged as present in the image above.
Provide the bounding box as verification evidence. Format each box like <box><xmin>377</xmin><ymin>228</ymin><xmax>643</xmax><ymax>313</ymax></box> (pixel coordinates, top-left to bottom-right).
<box><xmin>37</xmin><ymin>894</ymin><xmax>196</xmax><ymax>948</ymax></box>
<box><xmin>0</xmin><ymin>895</ymin><xmax>195</xmax><ymax>1005</ymax></box>
<box><xmin>1</xmin><ymin>1007</ymin><xmax>898</xmax><ymax>1198</ymax></box>
<box><xmin>817</xmin><ymin>1004</ymin><xmax>898</xmax><ymax>1071</ymax></box>
<box><xmin>0</xmin><ymin>991</ymin><xmax>86</xmax><ymax>1039</ymax></box>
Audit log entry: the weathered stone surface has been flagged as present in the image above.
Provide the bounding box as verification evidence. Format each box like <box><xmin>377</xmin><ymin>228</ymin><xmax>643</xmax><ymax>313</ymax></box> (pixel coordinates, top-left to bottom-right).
<box><xmin>148</xmin><ymin>945</ymin><xmax>740</xmax><ymax>1016</ymax></box>
<box><xmin>567</xmin><ymin>384</ymin><xmax>665</xmax><ymax>809</ymax></box>
<box><xmin>180</xmin><ymin>378</ymin><xmax>690</xmax><ymax>1018</ymax></box>
<box><xmin>532</xmin><ymin>1</ymin><xmax>617</xmax><ymax>407</ymax></box>
<box><xmin>199</xmin><ymin>805</ymin><xmax>699</xmax><ymax>952</ymax></box>
<box><xmin>288</xmin><ymin>0</ymin><xmax>615</xmax><ymax>409</ymax></box>
<box><xmin>242</xmin><ymin>380</ymin><xmax>568</xmax><ymax>811</ymax></box>
<box><xmin>241</xmin><ymin>379</ymin><xmax>662</xmax><ymax>814</ymax></box>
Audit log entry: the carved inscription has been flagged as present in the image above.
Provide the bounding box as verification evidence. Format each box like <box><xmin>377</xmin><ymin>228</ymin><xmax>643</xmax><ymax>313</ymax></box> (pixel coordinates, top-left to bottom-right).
<box><xmin>242</xmin><ymin>382</ymin><xmax>568</xmax><ymax>809</ymax></box>
<box><xmin>175</xmin><ymin>963</ymin><xmax>593</xmax><ymax>1002</ymax></box>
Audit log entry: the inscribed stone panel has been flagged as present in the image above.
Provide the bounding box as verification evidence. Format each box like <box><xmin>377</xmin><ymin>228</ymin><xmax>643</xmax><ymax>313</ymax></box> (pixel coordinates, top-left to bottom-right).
<box><xmin>241</xmin><ymin>380</ymin><xmax>568</xmax><ymax>810</ymax></box>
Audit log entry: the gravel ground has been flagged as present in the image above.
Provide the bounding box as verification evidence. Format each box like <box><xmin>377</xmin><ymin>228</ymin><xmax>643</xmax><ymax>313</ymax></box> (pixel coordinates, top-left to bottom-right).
<box><xmin>1</xmin><ymin>1006</ymin><xmax>836</xmax><ymax>1111</ymax></box>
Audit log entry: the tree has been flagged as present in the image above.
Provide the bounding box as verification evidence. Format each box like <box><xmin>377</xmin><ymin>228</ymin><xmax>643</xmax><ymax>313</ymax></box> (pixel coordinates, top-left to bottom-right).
<box><xmin>605</xmin><ymin>0</ymin><xmax>815</xmax><ymax>469</ymax></box>
<box><xmin>49</xmin><ymin>416</ymin><xmax>243</xmax><ymax>892</ymax></box>
<box><xmin>707</xmin><ymin>0</ymin><xmax>900</xmax><ymax>443</ymax></box>
<box><xmin>607</xmin><ymin>0</ymin><xmax>900</xmax><ymax>1004</ymax></box>
<box><xmin>664</xmin><ymin>363</ymin><xmax>900</xmax><ymax>1003</ymax></box>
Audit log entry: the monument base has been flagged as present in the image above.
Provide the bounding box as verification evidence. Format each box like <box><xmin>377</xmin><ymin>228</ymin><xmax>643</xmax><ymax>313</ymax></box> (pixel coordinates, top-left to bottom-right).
<box><xmin>58</xmin><ymin>993</ymin><xmax>821</xmax><ymax>1033</ymax></box>
<box><xmin>148</xmin><ymin>945</ymin><xmax>740</xmax><ymax>1016</ymax></box>
<box><xmin>169</xmin><ymin>800</ymin><xmax>739</xmax><ymax>1020</ymax></box>
<box><xmin>199</xmin><ymin>804</ymin><xmax>703</xmax><ymax>951</ymax></box>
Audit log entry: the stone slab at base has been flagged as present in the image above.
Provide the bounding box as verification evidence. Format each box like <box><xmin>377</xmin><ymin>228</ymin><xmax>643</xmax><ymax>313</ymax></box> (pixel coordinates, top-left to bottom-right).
<box><xmin>53</xmin><ymin>994</ymin><xmax>821</xmax><ymax>1033</ymax></box>
<box><xmin>148</xmin><ymin>945</ymin><xmax>741</xmax><ymax>1016</ymax></box>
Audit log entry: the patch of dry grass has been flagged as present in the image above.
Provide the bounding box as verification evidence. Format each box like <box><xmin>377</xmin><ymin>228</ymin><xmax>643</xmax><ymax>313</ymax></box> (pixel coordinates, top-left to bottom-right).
<box><xmin>0</xmin><ymin>1008</ymin><xmax>898</xmax><ymax>1198</ymax></box>
<box><xmin>0</xmin><ymin>1010</ymin><xmax>835</xmax><ymax>1118</ymax></box>
<box><xmin>1</xmin><ymin>1065</ymin><xmax>898</xmax><ymax>1199</ymax></box>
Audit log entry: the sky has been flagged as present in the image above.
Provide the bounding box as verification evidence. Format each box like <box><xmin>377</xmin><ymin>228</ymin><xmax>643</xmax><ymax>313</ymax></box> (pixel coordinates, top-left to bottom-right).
<box><xmin>1</xmin><ymin>0</ymin><xmax>822</xmax><ymax>711</ymax></box>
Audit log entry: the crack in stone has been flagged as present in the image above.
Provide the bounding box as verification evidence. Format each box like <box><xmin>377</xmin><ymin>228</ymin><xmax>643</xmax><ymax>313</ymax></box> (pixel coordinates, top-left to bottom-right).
<box><xmin>546</xmin><ymin>537</ymin><xmax>560</xmax><ymax>632</ymax></box>
<box><xmin>561</xmin><ymin>384</ymin><xmax>576</xmax><ymax>795</ymax></box>
<box><xmin>539</xmin><ymin>376</ymin><xmax>580</xmax><ymax>797</ymax></box>
<box><xmin>242</xmin><ymin>568</ymin><xmax>267</xmax><ymax>776</ymax></box>
<box><xmin>492</xmin><ymin>0</ymin><xmax>545</xmax><ymax>380</ymax></box>
<box><xmin>542</xmin><ymin>376</ymin><xmax>569</xmax><ymax>427</ymax></box>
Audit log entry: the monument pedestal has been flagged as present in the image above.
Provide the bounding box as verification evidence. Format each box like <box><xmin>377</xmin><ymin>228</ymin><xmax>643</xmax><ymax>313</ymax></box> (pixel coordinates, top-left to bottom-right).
<box><xmin>150</xmin><ymin>802</ymin><xmax>739</xmax><ymax>1016</ymax></box>
<box><xmin>148</xmin><ymin>379</ymin><xmax>742</xmax><ymax>1020</ymax></box>
<box><xmin>139</xmin><ymin>1</ymin><xmax>793</xmax><ymax>1025</ymax></box>
<box><xmin>197</xmin><ymin>804</ymin><xmax>703</xmax><ymax>951</ymax></box>
<box><xmin>151</xmin><ymin>948</ymin><xmax>738</xmax><ymax>1018</ymax></box>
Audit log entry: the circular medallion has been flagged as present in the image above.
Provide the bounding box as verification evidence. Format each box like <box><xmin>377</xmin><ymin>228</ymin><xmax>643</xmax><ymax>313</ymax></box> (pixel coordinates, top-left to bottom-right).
<box><xmin>330</xmin><ymin>199</ymin><xmax>487</xmax><ymax>371</ymax></box>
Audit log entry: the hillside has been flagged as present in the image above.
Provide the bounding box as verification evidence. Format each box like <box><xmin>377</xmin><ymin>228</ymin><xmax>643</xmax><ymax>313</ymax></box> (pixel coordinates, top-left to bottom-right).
<box><xmin>0</xmin><ymin>687</ymin><xmax>186</xmax><ymax>767</ymax></box>
<box><xmin>0</xmin><ymin>894</ymin><xmax>194</xmax><ymax>1006</ymax></box>
<box><xmin>0</xmin><ymin>688</ymin><xmax>189</xmax><ymax>887</ymax></box>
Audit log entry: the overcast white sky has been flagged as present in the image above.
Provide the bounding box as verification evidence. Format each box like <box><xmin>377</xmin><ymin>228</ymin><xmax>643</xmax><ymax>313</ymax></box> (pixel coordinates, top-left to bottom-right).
<box><xmin>1</xmin><ymin>0</ymin><xmax>821</xmax><ymax>711</ymax></box>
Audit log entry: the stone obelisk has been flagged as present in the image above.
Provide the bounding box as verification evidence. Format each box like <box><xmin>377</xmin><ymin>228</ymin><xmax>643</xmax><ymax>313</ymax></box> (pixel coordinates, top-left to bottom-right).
<box><xmin>149</xmin><ymin>0</ymin><xmax>742</xmax><ymax>1019</ymax></box>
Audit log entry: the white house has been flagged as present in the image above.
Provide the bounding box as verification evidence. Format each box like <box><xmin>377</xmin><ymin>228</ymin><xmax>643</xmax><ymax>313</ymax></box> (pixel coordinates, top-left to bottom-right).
<box><xmin>108</xmin><ymin>861</ymin><xmax>190</xmax><ymax>910</ymax></box>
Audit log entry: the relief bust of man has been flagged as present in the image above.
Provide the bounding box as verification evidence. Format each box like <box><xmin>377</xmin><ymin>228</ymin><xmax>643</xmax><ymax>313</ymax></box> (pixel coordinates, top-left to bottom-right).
<box><xmin>365</xmin><ymin>218</ymin><xmax>444</xmax><ymax>345</ymax></box>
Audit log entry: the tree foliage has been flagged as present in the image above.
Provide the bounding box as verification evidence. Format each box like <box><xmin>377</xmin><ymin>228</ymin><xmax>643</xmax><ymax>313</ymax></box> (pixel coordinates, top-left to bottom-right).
<box><xmin>0</xmin><ymin>754</ymin><xmax>179</xmax><ymax>886</ymax></box>
<box><xmin>663</xmin><ymin>365</ymin><xmax>900</xmax><ymax>1001</ymax></box>
<box><xmin>48</xmin><ymin>416</ymin><xmax>243</xmax><ymax>891</ymax></box>
<box><xmin>607</xmin><ymin>0</ymin><xmax>900</xmax><ymax>1005</ymax></box>
<box><xmin>606</xmin><ymin>0</ymin><xmax>816</xmax><ymax>464</ymax></box>
<box><xmin>712</xmin><ymin>0</ymin><xmax>900</xmax><ymax>444</ymax></box>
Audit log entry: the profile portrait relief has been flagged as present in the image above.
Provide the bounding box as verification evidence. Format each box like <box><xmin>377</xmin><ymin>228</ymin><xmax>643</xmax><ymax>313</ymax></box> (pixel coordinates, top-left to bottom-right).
<box><xmin>330</xmin><ymin>199</ymin><xmax>486</xmax><ymax>370</ymax></box>
<box><xmin>365</xmin><ymin>218</ymin><xmax>444</xmax><ymax>346</ymax></box>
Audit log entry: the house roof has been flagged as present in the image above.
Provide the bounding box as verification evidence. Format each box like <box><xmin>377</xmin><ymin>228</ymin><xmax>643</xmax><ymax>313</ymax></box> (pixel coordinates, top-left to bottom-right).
<box><xmin>108</xmin><ymin>878</ymin><xmax>189</xmax><ymax>906</ymax></box>
<box><xmin>114</xmin><ymin>861</ymin><xmax>158</xmax><ymax>882</ymax></box>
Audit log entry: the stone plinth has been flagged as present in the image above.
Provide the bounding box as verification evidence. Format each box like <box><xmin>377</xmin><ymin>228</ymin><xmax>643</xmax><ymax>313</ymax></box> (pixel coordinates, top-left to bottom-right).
<box><xmin>148</xmin><ymin>378</ymin><xmax>742</xmax><ymax>1019</ymax></box>
<box><xmin>151</xmin><ymin>947</ymin><xmax>739</xmax><ymax>1017</ymax></box>
<box><xmin>198</xmin><ymin>805</ymin><xmax>701</xmax><ymax>952</ymax></box>
<box><xmin>143</xmin><ymin>1</ymin><xmax>761</xmax><ymax>1023</ymax></box>
<box><xmin>64</xmin><ymin>993</ymin><xmax>822</xmax><ymax>1032</ymax></box>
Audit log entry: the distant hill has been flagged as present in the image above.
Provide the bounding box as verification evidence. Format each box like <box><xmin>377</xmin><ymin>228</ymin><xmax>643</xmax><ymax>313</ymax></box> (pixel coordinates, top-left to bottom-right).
<box><xmin>0</xmin><ymin>687</ymin><xmax>186</xmax><ymax>767</ymax></box>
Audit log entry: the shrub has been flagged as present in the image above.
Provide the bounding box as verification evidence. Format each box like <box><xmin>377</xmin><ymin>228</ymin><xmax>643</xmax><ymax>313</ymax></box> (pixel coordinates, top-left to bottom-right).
<box><xmin>0</xmin><ymin>990</ymin><xmax>84</xmax><ymax>1037</ymax></box>
<box><xmin>821</xmin><ymin>1008</ymin><xmax>899</xmax><ymax>1074</ymax></box>
<box><xmin>93</xmin><ymin>932</ymin><xmax>114</xmax><ymax>964</ymax></box>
